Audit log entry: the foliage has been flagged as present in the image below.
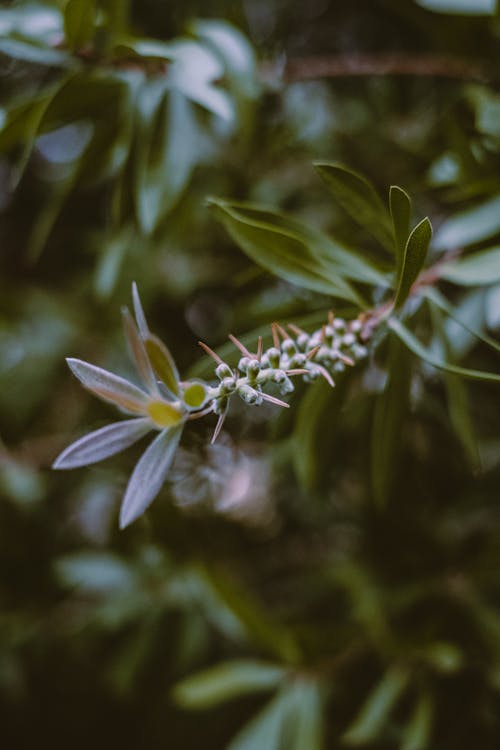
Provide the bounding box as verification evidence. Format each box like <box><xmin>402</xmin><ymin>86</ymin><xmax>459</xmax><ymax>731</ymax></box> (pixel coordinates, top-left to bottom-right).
<box><xmin>1</xmin><ymin>1</ymin><xmax>500</xmax><ymax>749</ymax></box>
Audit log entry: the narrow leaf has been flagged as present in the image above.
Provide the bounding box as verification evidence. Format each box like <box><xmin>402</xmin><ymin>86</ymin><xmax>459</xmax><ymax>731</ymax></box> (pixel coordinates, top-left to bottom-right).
<box><xmin>64</xmin><ymin>0</ymin><xmax>96</xmax><ymax>53</ymax></box>
<box><xmin>208</xmin><ymin>199</ymin><xmax>365</xmax><ymax>304</ymax></box>
<box><xmin>389</xmin><ymin>185</ymin><xmax>412</xmax><ymax>276</ymax></box>
<box><xmin>394</xmin><ymin>217</ymin><xmax>432</xmax><ymax>308</ymax></box>
<box><xmin>433</xmin><ymin>194</ymin><xmax>500</xmax><ymax>250</ymax></box>
<box><xmin>66</xmin><ymin>358</ymin><xmax>150</xmax><ymax>413</ymax></box>
<box><xmin>227</xmin><ymin>688</ymin><xmax>291</xmax><ymax>750</ymax></box>
<box><xmin>401</xmin><ymin>692</ymin><xmax>433</xmax><ymax>750</ymax></box>
<box><xmin>132</xmin><ymin>281</ymin><xmax>149</xmax><ymax>337</ymax></box>
<box><xmin>315</xmin><ymin>162</ymin><xmax>394</xmax><ymax>252</ymax></box>
<box><xmin>371</xmin><ymin>334</ymin><xmax>412</xmax><ymax>507</ymax></box>
<box><xmin>119</xmin><ymin>424</ymin><xmax>183</xmax><ymax>528</ymax></box>
<box><xmin>52</xmin><ymin>418</ymin><xmax>151</xmax><ymax>469</ymax></box>
<box><xmin>288</xmin><ymin>680</ymin><xmax>324</xmax><ymax>750</ymax></box>
<box><xmin>388</xmin><ymin>319</ymin><xmax>500</xmax><ymax>383</ymax></box>
<box><xmin>144</xmin><ymin>334</ymin><xmax>180</xmax><ymax>397</ymax></box>
<box><xmin>121</xmin><ymin>307</ymin><xmax>158</xmax><ymax>394</ymax></box>
<box><xmin>343</xmin><ymin>666</ymin><xmax>410</xmax><ymax>745</ymax></box>
<box><xmin>423</xmin><ymin>287</ymin><xmax>500</xmax><ymax>353</ymax></box>
<box><xmin>173</xmin><ymin>660</ymin><xmax>286</xmax><ymax>709</ymax></box>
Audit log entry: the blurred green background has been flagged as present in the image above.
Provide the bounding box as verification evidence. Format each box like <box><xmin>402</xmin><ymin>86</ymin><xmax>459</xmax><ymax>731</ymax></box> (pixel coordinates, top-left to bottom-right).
<box><xmin>1</xmin><ymin>0</ymin><xmax>500</xmax><ymax>747</ymax></box>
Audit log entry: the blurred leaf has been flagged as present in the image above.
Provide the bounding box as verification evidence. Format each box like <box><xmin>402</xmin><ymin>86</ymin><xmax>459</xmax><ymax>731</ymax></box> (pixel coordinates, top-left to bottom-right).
<box><xmin>208</xmin><ymin>199</ymin><xmax>376</xmax><ymax>304</ymax></box>
<box><xmin>388</xmin><ymin>318</ymin><xmax>500</xmax><ymax>382</ymax></box>
<box><xmin>394</xmin><ymin>218</ymin><xmax>432</xmax><ymax>308</ymax></box>
<box><xmin>172</xmin><ymin>660</ymin><xmax>286</xmax><ymax>709</ymax></box>
<box><xmin>423</xmin><ymin>287</ymin><xmax>500</xmax><ymax>353</ymax></box>
<box><xmin>287</xmin><ymin>680</ymin><xmax>324</xmax><ymax>750</ymax></box>
<box><xmin>343</xmin><ymin>665</ymin><xmax>410</xmax><ymax>745</ymax></box>
<box><xmin>293</xmin><ymin>378</ymin><xmax>348</xmax><ymax>492</ymax></box>
<box><xmin>433</xmin><ymin>195</ymin><xmax>500</xmax><ymax>250</ymax></box>
<box><xmin>0</xmin><ymin>38</ymin><xmax>72</xmax><ymax>66</ymax></box>
<box><xmin>371</xmin><ymin>334</ymin><xmax>412</xmax><ymax>507</ymax></box>
<box><xmin>64</xmin><ymin>0</ymin><xmax>96</xmax><ymax>53</ymax></box>
<box><xmin>314</xmin><ymin>162</ymin><xmax>394</xmax><ymax>252</ymax></box>
<box><xmin>389</xmin><ymin>185</ymin><xmax>412</xmax><ymax>276</ymax></box>
<box><xmin>55</xmin><ymin>553</ymin><xmax>136</xmax><ymax>594</ymax></box>
<box><xmin>401</xmin><ymin>692</ymin><xmax>433</xmax><ymax>750</ymax></box>
<box><xmin>227</xmin><ymin>687</ymin><xmax>292</xmax><ymax>750</ymax></box>
<box><xmin>422</xmin><ymin>641</ymin><xmax>463</xmax><ymax>673</ymax></box>
<box><xmin>415</xmin><ymin>0</ymin><xmax>496</xmax><ymax>14</ymax></box>
<box><xmin>440</xmin><ymin>246</ymin><xmax>500</xmax><ymax>286</ymax></box>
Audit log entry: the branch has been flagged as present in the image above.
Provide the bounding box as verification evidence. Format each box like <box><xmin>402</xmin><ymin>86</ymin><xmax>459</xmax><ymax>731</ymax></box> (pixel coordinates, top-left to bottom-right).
<box><xmin>276</xmin><ymin>53</ymin><xmax>495</xmax><ymax>84</ymax></box>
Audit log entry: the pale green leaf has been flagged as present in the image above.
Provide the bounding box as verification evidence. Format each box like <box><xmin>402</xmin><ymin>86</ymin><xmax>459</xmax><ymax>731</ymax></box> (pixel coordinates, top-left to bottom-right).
<box><xmin>172</xmin><ymin>660</ymin><xmax>286</xmax><ymax>709</ymax></box>
<box><xmin>440</xmin><ymin>246</ymin><xmax>500</xmax><ymax>286</ymax></box>
<box><xmin>227</xmin><ymin>688</ymin><xmax>292</xmax><ymax>750</ymax></box>
<box><xmin>433</xmin><ymin>195</ymin><xmax>500</xmax><ymax>250</ymax></box>
<box><xmin>401</xmin><ymin>693</ymin><xmax>433</xmax><ymax>750</ymax></box>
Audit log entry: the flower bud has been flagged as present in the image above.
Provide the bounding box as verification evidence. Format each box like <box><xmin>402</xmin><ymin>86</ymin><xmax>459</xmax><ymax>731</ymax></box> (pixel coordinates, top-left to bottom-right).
<box><xmin>221</xmin><ymin>376</ymin><xmax>237</xmax><ymax>394</ymax></box>
<box><xmin>246</xmin><ymin>359</ymin><xmax>261</xmax><ymax>382</ymax></box>
<box><xmin>238</xmin><ymin>385</ymin><xmax>262</xmax><ymax>405</ymax></box>
<box><xmin>238</xmin><ymin>356</ymin><xmax>251</xmax><ymax>373</ymax></box>
<box><xmin>266</xmin><ymin>347</ymin><xmax>281</xmax><ymax>368</ymax></box>
<box><xmin>215</xmin><ymin>362</ymin><xmax>233</xmax><ymax>380</ymax></box>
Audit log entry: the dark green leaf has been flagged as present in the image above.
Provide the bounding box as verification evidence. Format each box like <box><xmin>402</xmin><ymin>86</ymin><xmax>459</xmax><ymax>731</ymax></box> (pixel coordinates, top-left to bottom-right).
<box><xmin>208</xmin><ymin>199</ymin><xmax>372</xmax><ymax>304</ymax></box>
<box><xmin>315</xmin><ymin>162</ymin><xmax>394</xmax><ymax>252</ymax></box>
<box><xmin>388</xmin><ymin>318</ymin><xmax>500</xmax><ymax>383</ymax></box>
<box><xmin>64</xmin><ymin>0</ymin><xmax>96</xmax><ymax>53</ymax></box>
<box><xmin>394</xmin><ymin>217</ymin><xmax>432</xmax><ymax>308</ymax></box>
<box><xmin>371</xmin><ymin>334</ymin><xmax>412</xmax><ymax>507</ymax></box>
<box><xmin>389</xmin><ymin>185</ymin><xmax>412</xmax><ymax>276</ymax></box>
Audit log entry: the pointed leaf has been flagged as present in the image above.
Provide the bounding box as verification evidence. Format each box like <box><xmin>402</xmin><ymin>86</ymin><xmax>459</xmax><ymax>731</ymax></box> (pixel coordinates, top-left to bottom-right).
<box><xmin>119</xmin><ymin>424</ymin><xmax>183</xmax><ymax>528</ymax></box>
<box><xmin>315</xmin><ymin>162</ymin><xmax>394</xmax><ymax>252</ymax></box>
<box><xmin>132</xmin><ymin>281</ymin><xmax>149</xmax><ymax>337</ymax></box>
<box><xmin>173</xmin><ymin>660</ymin><xmax>286</xmax><ymax>709</ymax></box>
<box><xmin>394</xmin><ymin>217</ymin><xmax>432</xmax><ymax>308</ymax></box>
<box><xmin>67</xmin><ymin>358</ymin><xmax>150</xmax><ymax>413</ymax></box>
<box><xmin>227</xmin><ymin>688</ymin><xmax>292</xmax><ymax>750</ymax></box>
<box><xmin>389</xmin><ymin>185</ymin><xmax>412</xmax><ymax>276</ymax></box>
<box><xmin>208</xmin><ymin>199</ymin><xmax>365</xmax><ymax>304</ymax></box>
<box><xmin>64</xmin><ymin>0</ymin><xmax>96</xmax><ymax>53</ymax></box>
<box><xmin>388</xmin><ymin>319</ymin><xmax>500</xmax><ymax>383</ymax></box>
<box><xmin>288</xmin><ymin>680</ymin><xmax>324</xmax><ymax>750</ymax></box>
<box><xmin>371</xmin><ymin>335</ymin><xmax>412</xmax><ymax>507</ymax></box>
<box><xmin>401</xmin><ymin>692</ymin><xmax>433</xmax><ymax>750</ymax></box>
<box><xmin>53</xmin><ymin>417</ymin><xmax>152</xmax><ymax>469</ymax></box>
<box><xmin>423</xmin><ymin>287</ymin><xmax>500</xmax><ymax>353</ymax></box>
<box><xmin>144</xmin><ymin>334</ymin><xmax>180</xmax><ymax>396</ymax></box>
<box><xmin>343</xmin><ymin>666</ymin><xmax>410</xmax><ymax>745</ymax></box>
<box><xmin>121</xmin><ymin>307</ymin><xmax>158</xmax><ymax>394</ymax></box>
<box><xmin>433</xmin><ymin>194</ymin><xmax>500</xmax><ymax>250</ymax></box>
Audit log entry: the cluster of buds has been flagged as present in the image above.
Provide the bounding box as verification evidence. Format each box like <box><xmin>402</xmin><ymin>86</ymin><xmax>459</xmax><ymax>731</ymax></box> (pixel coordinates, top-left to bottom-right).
<box><xmin>198</xmin><ymin>311</ymin><xmax>371</xmax><ymax>442</ymax></box>
<box><xmin>53</xmin><ymin>284</ymin><xmax>374</xmax><ymax>528</ymax></box>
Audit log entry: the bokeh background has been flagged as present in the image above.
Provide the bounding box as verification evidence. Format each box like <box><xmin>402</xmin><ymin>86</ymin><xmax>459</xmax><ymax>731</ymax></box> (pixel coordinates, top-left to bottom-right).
<box><xmin>1</xmin><ymin>0</ymin><xmax>500</xmax><ymax>748</ymax></box>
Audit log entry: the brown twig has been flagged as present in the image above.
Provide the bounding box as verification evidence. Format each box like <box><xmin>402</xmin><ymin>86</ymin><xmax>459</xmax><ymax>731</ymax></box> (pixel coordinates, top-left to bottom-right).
<box><xmin>278</xmin><ymin>53</ymin><xmax>494</xmax><ymax>85</ymax></box>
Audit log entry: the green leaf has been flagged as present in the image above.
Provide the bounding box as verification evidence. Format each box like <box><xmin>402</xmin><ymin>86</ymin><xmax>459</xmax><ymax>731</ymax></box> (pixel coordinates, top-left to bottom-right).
<box><xmin>287</xmin><ymin>680</ymin><xmax>324</xmax><ymax>750</ymax></box>
<box><xmin>208</xmin><ymin>199</ymin><xmax>372</xmax><ymax>305</ymax></box>
<box><xmin>293</xmin><ymin>378</ymin><xmax>348</xmax><ymax>492</ymax></box>
<box><xmin>144</xmin><ymin>334</ymin><xmax>180</xmax><ymax>397</ymax></box>
<box><xmin>371</xmin><ymin>334</ymin><xmax>412</xmax><ymax>507</ymax></box>
<box><xmin>433</xmin><ymin>195</ymin><xmax>500</xmax><ymax>250</ymax></box>
<box><xmin>343</xmin><ymin>666</ymin><xmax>410</xmax><ymax>745</ymax></box>
<box><xmin>401</xmin><ymin>693</ymin><xmax>433</xmax><ymax>750</ymax></box>
<box><xmin>429</xmin><ymin>301</ymin><xmax>480</xmax><ymax>469</ymax></box>
<box><xmin>134</xmin><ymin>82</ymin><xmax>199</xmax><ymax>233</ymax></box>
<box><xmin>227</xmin><ymin>688</ymin><xmax>292</xmax><ymax>750</ymax></box>
<box><xmin>389</xmin><ymin>185</ymin><xmax>412</xmax><ymax>276</ymax></box>
<box><xmin>64</xmin><ymin>0</ymin><xmax>96</xmax><ymax>53</ymax></box>
<box><xmin>172</xmin><ymin>660</ymin><xmax>286</xmax><ymax>709</ymax></box>
<box><xmin>314</xmin><ymin>162</ymin><xmax>394</xmax><ymax>252</ymax></box>
<box><xmin>394</xmin><ymin>218</ymin><xmax>432</xmax><ymax>308</ymax></box>
<box><xmin>440</xmin><ymin>246</ymin><xmax>500</xmax><ymax>286</ymax></box>
<box><xmin>388</xmin><ymin>318</ymin><xmax>500</xmax><ymax>383</ymax></box>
